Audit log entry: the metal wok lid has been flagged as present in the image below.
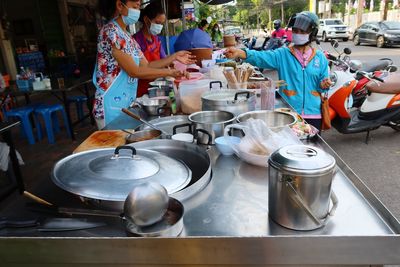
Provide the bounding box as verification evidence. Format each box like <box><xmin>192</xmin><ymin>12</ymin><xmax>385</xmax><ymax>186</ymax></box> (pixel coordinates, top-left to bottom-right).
<box><xmin>202</xmin><ymin>89</ymin><xmax>254</xmax><ymax>103</ymax></box>
<box><xmin>52</xmin><ymin>146</ymin><xmax>191</xmax><ymax>201</ymax></box>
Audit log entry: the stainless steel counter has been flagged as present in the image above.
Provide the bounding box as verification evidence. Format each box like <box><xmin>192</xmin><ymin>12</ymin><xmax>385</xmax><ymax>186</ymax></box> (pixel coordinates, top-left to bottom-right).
<box><xmin>1</xmin><ymin>100</ymin><xmax>400</xmax><ymax>265</ymax></box>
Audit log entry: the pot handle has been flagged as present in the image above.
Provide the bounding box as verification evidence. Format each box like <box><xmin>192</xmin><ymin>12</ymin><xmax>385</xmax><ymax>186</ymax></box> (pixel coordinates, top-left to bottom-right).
<box><xmin>285</xmin><ymin>179</ymin><xmax>338</xmax><ymax>228</ymax></box>
<box><xmin>223</xmin><ymin>124</ymin><xmax>247</xmax><ymax>137</ymax></box>
<box><xmin>234</xmin><ymin>91</ymin><xmax>250</xmax><ymax>101</ymax></box>
<box><xmin>194</xmin><ymin>129</ymin><xmax>213</xmax><ymax>145</ymax></box>
<box><xmin>209</xmin><ymin>81</ymin><xmax>222</xmax><ymax>90</ymax></box>
<box><xmin>157</xmin><ymin>106</ymin><xmax>172</xmax><ymax>116</ymax></box>
<box><xmin>112</xmin><ymin>146</ymin><xmax>137</xmax><ymax>159</ymax></box>
<box><xmin>173</xmin><ymin>123</ymin><xmax>193</xmax><ymax>135</ymax></box>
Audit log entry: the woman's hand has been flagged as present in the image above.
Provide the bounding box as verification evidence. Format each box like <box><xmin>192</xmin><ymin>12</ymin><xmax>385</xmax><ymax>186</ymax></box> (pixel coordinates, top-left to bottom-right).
<box><xmin>168</xmin><ymin>69</ymin><xmax>187</xmax><ymax>78</ymax></box>
<box><xmin>224</xmin><ymin>47</ymin><xmax>247</xmax><ymax>60</ymax></box>
<box><xmin>174</xmin><ymin>51</ymin><xmax>196</xmax><ymax>65</ymax></box>
<box><xmin>320</xmin><ymin>78</ymin><xmax>332</xmax><ymax>89</ymax></box>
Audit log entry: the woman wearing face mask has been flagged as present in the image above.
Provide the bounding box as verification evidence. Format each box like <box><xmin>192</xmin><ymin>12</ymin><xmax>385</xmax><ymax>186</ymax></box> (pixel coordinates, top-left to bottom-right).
<box><xmin>225</xmin><ymin>11</ymin><xmax>331</xmax><ymax>130</ymax></box>
<box><xmin>94</xmin><ymin>0</ymin><xmax>186</xmax><ymax>129</ymax></box>
<box><xmin>134</xmin><ymin>1</ymin><xmax>195</xmax><ymax>97</ymax></box>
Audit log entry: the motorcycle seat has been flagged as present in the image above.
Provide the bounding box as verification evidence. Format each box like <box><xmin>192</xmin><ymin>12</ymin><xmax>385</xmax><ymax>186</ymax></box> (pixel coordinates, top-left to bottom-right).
<box><xmin>366</xmin><ymin>72</ymin><xmax>400</xmax><ymax>94</ymax></box>
<box><xmin>360</xmin><ymin>60</ymin><xmax>390</xmax><ymax>73</ymax></box>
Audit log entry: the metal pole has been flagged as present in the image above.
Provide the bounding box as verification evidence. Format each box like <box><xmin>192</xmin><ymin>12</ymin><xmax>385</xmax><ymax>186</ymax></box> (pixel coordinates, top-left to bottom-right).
<box><xmin>161</xmin><ymin>0</ymin><xmax>170</xmax><ymax>55</ymax></box>
<box><xmin>181</xmin><ymin>0</ymin><xmax>187</xmax><ymax>31</ymax></box>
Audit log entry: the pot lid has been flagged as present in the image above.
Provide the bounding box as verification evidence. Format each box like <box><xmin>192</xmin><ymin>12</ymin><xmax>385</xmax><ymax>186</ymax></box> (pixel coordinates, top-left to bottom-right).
<box><xmin>202</xmin><ymin>90</ymin><xmax>253</xmax><ymax>103</ymax></box>
<box><xmin>268</xmin><ymin>145</ymin><xmax>335</xmax><ymax>173</ymax></box>
<box><xmin>52</xmin><ymin>146</ymin><xmax>191</xmax><ymax>201</ymax></box>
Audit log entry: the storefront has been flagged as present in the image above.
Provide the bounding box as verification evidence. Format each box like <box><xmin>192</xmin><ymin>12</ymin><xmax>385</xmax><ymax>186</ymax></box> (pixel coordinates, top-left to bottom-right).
<box><xmin>0</xmin><ymin>0</ymin><xmax>99</xmax><ymax>79</ymax></box>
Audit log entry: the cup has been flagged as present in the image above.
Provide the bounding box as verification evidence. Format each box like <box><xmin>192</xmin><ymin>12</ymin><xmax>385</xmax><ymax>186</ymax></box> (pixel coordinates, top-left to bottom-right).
<box><xmin>171</xmin><ymin>133</ymin><xmax>194</xmax><ymax>143</ymax></box>
<box><xmin>43</xmin><ymin>78</ymin><xmax>51</xmax><ymax>89</ymax></box>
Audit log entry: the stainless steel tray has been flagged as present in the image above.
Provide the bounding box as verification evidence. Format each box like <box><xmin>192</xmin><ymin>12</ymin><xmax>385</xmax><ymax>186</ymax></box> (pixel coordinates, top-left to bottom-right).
<box><xmin>1</xmin><ymin>98</ymin><xmax>400</xmax><ymax>266</ymax></box>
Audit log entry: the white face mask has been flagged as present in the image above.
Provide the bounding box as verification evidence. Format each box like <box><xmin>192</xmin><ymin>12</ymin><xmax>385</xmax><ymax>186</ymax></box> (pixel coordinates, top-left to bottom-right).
<box><xmin>149</xmin><ymin>23</ymin><xmax>163</xmax><ymax>35</ymax></box>
<box><xmin>292</xmin><ymin>33</ymin><xmax>309</xmax><ymax>45</ymax></box>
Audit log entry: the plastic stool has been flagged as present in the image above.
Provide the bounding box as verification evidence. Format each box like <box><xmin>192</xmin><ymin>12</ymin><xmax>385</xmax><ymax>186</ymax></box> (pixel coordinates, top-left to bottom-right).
<box><xmin>34</xmin><ymin>104</ymin><xmax>72</xmax><ymax>144</ymax></box>
<box><xmin>67</xmin><ymin>95</ymin><xmax>87</xmax><ymax>121</ymax></box>
<box><xmin>5</xmin><ymin>106</ymin><xmax>41</xmax><ymax>145</ymax></box>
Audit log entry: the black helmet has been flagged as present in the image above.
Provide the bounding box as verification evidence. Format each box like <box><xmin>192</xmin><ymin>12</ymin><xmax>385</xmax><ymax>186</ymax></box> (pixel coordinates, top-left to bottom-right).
<box><xmin>273</xmin><ymin>19</ymin><xmax>281</xmax><ymax>30</ymax></box>
<box><xmin>288</xmin><ymin>11</ymin><xmax>319</xmax><ymax>42</ymax></box>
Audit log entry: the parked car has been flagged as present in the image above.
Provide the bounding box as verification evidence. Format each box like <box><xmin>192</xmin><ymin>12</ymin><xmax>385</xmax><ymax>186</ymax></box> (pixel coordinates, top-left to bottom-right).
<box><xmin>353</xmin><ymin>21</ymin><xmax>400</xmax><ymax>48</ymax></box>
<box><xmin>317</xmin><ymin>19</ymin><xmax>350</xmax><ymax>42</ymax></box>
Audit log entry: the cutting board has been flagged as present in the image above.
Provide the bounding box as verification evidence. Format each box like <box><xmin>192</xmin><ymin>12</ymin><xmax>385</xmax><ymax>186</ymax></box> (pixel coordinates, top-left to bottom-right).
<box><xmin>73</xmin><ymin>130</ymin><xmax>128</xmax><ymax>153</ymax></box>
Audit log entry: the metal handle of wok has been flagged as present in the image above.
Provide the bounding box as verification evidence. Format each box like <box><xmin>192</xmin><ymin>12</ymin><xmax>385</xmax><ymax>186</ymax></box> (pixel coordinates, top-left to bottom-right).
<box><xmin>285</xmin><ymin>179</ymin><xmax>338</xmax><ymax>227</ymax></box>
<box><xmin>112</xmin><ymin>146</ymin><xmax>139</xmax><ymax>160</ymax></box>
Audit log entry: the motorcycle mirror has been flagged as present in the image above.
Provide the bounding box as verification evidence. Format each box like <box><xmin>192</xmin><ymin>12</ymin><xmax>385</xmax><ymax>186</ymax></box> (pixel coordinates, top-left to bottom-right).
<box><xmin>344</xmin><ymin>47</ymin><xmax>352</xmax><ymax>55</ymax></box>
<box><xmin>388</xmin><ymin>65</ymin><xmax>398</xmax><ymax>72</ymax></box>
<box><xmin>330</xmin><ymin>39</ymin><xmax>339</xmax><ymax>48</ymax></box>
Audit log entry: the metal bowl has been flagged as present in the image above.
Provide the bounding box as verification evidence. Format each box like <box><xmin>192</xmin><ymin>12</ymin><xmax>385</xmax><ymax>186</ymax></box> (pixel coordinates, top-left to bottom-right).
<box><xmin>125</xmin><ymin>197</ymin><xmax>184</xmax><ymax>237</ymax></box>
<box><xmin>148</xmin><ymin>87</ymin><xmax>169</xmax><ymax>98</ymax></box>
<box><xmin>125</xmin><ymin>129</ymin><xmax>162</xmax><ymax>143</ymax></box>
<box><xmin>140</xmin><ymin>98</ymin><xmax>168</xmax><ymax>116</ymax></box>
<box><xmin>236</xmin><ymin>110</ymin><xmax>297</xmax><ymax>131</ymax></box>
<box><xmin>124</xmin><ymin>182</ymin><xmax>169</xmax><ymax>227</ymax></box>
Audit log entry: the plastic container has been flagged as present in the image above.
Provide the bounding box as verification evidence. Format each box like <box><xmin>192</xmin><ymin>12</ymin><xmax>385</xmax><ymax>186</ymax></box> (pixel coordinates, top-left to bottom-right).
<box><xmin>16</xmin><ymin>79</ymin><xmax>33</xmax><ymax>91</ymax></box>
<box><xmin>246</xmin><ymin>81</ymin><xmax>275</xmax><ymax>110</ymax></box>
<box><xmin>179</xmin><ymin>79</ymin><xmax>214</xmax><ymax>114</ymax></box>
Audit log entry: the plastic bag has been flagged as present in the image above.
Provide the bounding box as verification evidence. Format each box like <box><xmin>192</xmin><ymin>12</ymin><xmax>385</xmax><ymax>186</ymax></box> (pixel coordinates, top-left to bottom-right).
<box><xmin>224</xmin><ymin>119</ymin><xmax>302</xmax><ymax>167</ymax></box>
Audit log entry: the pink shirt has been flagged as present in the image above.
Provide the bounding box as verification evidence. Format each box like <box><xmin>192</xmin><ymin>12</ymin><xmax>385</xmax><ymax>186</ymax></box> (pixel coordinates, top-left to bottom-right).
<box><xmin>294</xmin><ymin>47</ymin><xmax>313</xmax><ymax>68</ymax></box>
<box><xmin>293</xmin><ymin>47</ymin><xmax>321</xmax><ymax>119</ymax></box>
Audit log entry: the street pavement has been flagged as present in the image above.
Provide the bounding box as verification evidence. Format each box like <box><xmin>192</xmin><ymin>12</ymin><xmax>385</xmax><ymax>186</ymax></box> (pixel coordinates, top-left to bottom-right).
<box><xmin>317</xmin><ymin>41</ymin><xmax>400</xmax><ymax>221</ymax></box>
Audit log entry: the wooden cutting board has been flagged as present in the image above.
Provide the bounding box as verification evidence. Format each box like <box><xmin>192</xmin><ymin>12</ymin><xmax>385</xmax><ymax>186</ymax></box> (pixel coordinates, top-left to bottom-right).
<box><xmin>73</xmin><ymin>130</ymin><xmax>128</xmax><ymax>153</ymax></box>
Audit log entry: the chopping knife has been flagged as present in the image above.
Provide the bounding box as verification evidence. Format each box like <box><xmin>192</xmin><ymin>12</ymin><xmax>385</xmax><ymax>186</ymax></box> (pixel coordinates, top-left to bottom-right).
<box><xmin>0</xmin><ymin>217</ymin><xmax>106</xmax><ymax>232</ymax></box>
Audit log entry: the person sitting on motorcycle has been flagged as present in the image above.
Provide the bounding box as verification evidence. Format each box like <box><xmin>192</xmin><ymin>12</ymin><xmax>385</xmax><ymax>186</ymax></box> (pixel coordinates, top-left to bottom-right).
<box><xmin>225</xmin><ymin>11</ymin><xmax>332</xmax><ymax>131</ymax></box>
<box><xmin>271</xmin><ymin>20</ymin><xmax>286</xmax><ymax>39</ymax></box>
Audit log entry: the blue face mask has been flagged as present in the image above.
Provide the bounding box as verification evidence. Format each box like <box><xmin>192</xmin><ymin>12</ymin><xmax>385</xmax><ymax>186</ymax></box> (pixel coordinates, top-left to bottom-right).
<box><xmin>121</xmin><ymin>3</ymin><xmax>140</xmax><ymax>26</ymax></box>
<box><xmin>150</xmin><ymin>23</ymin><xmax>163</xmax><ymax>35</ymax></box>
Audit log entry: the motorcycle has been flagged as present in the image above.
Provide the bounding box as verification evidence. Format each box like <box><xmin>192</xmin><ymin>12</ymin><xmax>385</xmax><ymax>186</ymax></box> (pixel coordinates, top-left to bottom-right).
<box><xmin>322</xmin><ymin>40</ymin><xmax>397</xmax><ymax>108</ymax></box>
<box><xmin>326</xmin><ymin>45</ymin><xmax>400</xmax><ymax>143</ymax></box>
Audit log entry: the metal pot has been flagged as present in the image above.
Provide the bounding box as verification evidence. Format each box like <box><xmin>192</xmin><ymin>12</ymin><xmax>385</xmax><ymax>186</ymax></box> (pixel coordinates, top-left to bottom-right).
<box><xmin>137</xmin><ymin>98</ymin><xmax>168</xmax><ymax>116</ymax></box>
<box><xmin>188</xmin><ymin>110</ymin><xmax>236</xmax><ymax>145</ymax></box>
<box><xmin>202</xmin><ymin>89</ymin><xmax>256</xmax><ymax>116</ymax></box>
<box><xmin>125</xmin><ymin>129</ymin><xmax>162</xmax><ymax>143</ymax></box>
<box><xmin>237</xmin><ymin>110</ymin><xmax>297</xmax><ymax>132</ymax></box>
<box><xmin>268</xmin><ymin>145</ymin><xmax>338</xmax><ymax>231</ymax></box>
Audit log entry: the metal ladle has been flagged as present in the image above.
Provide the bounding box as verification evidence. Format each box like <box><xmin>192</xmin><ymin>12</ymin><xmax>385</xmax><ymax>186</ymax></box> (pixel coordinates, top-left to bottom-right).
<box><xmin>121</xmin><ymin>108</ymin><xmax>171</xmax><ymax>137</ymax></box>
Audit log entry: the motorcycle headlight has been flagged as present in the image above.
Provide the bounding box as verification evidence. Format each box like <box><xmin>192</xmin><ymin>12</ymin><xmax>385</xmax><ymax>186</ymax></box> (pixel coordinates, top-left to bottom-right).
<box><xmin>329</xmin><ymin>73</ymin><xmax>338</xmax><ymax>87</ymax></box>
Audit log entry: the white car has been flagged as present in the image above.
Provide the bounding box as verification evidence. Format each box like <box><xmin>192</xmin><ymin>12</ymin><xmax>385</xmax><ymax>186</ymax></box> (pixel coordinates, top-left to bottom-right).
<box><xmin>317</xmin><ymin>19</ymin><xmax>350</xmax><ymax>42</ymax></box>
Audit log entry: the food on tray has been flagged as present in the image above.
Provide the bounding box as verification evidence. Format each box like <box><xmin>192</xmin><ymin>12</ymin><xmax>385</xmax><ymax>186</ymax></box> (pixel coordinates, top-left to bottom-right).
<box><xmin>291</xmin><ymin>121</ymin><xmax>319</xmax><ymax>139</ymax></box>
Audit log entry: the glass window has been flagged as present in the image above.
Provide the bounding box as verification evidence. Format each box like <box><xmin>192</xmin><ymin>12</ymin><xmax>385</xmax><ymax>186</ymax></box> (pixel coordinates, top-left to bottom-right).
<box><xmin>325</xmin><ymin>20</ymin><xmax>344</xmax><ymax>25</ymax></box>
<box><xmin>382</xmin><ymin>21</ymin><xmax>400</xmax><ymax>30</ymax></box>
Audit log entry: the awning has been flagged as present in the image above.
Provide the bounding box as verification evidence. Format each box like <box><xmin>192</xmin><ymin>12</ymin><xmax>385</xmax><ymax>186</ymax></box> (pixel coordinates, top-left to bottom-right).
<box><xmin>198</xmin><ymin>0</ymin><xmax>234</xmax><ymax>5</ymax></box>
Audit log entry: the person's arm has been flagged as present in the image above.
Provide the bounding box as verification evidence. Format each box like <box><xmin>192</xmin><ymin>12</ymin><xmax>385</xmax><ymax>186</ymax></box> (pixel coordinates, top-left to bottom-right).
<box><xmin>147</xmin><ymin>51</ymin><xmax>196</xmax><ymax>68</ymax></box>
<box><xmin>112</xmin><ymin>46</ymin><xmax>182</xmax><ymax>79</ymax></box>
<box><xmin>318</xmin><ymin>53</ymin><xmax>332</xmax><ymax>90</ymax></box>
<box><xmin>224</xmin><ymin>47</ymin><xmax>279</xmax><ymax>70</ymax></box>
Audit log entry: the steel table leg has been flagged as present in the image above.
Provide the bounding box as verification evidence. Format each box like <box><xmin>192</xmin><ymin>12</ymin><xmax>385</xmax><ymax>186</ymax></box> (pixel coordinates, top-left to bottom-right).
<box><xmin>61</xmin><ymin>91</ymin><xmax>75</xmax><ymax>141</ymax></box>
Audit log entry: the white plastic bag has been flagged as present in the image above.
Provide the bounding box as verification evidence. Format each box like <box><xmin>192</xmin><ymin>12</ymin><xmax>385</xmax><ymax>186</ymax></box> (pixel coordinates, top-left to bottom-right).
<box><xmin>224</xmin><ymin>119</ymin><xmax>301</xmax><ymax>167</ymax></box>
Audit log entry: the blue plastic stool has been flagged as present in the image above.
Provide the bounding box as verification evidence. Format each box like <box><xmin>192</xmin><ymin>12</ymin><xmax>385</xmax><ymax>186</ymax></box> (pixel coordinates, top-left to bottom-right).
<box><xmin>5</xmin><ymin>106</ymin><xmax>41</xmax><ymax>145</ymax></box>
<box><xmin>34</xmin><ymin>104</ymin><xmax>72</xmax><ymax>144</ymax></box>
<box><xmin>67</xmin><ymin>95</ymin><xmax>88</xmax><ymax>121</ymax></box>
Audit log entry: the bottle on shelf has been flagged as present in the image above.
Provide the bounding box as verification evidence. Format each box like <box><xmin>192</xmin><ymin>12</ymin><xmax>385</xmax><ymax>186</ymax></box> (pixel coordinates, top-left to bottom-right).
<box><xmin>169</xmin><ymin>91</ymin><xmax>177</xmax><ymax>115</ymax></box>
